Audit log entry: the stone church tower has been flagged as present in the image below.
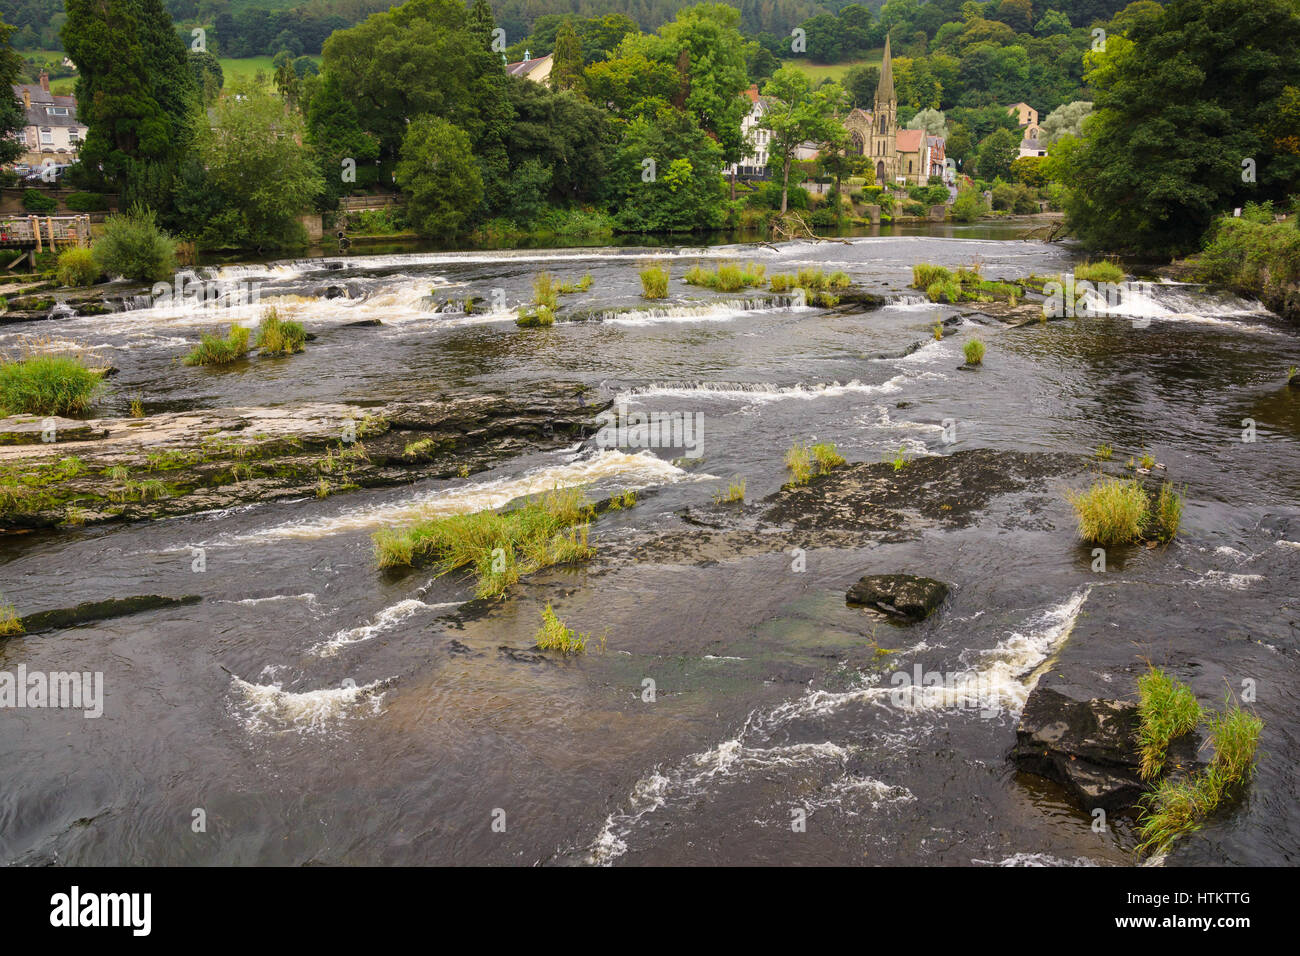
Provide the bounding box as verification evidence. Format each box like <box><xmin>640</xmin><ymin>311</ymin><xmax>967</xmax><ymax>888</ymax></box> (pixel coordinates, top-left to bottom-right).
<box><xmin>869</xmin><ymin>35</ymin><xmax>898</xmax><ymax>186</ymax></box>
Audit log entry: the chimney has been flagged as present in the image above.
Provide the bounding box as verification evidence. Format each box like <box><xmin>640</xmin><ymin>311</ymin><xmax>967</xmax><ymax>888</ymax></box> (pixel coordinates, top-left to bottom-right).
<box><xmin>523</xmin><ymin>49</ymin><xmax>530</xmax><ymax>63</ymax></box>
<box><xmin>39</xmin><ymin>70</ymin><xmax>49</xmax><ymax>93</ymax></box>
<box><xmin>22</xmin><ymin>88</ymin><xmax>30</xmax><ymax>109</ymax></box>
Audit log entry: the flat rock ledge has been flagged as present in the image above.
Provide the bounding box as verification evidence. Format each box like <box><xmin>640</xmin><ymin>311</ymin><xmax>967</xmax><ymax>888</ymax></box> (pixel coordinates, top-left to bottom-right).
<box><xmin>1</xmin><ymin>385</ymin><xmax>607</xmax><ymax>530</ymax></box>
<box><xmin>846</xmin><ymin>573</ymin><xmax>948</xmax><ymax>624</ymax></box>
<box><xmin>1011</xmin><ymin>686</ymin><xmax>1205</xmax><ymax>813</ymax></box>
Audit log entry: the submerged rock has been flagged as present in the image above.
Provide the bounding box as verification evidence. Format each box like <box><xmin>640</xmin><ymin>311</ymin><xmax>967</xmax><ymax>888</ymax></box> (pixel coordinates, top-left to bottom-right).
<box><xmin>846</xmin><ymin>573</ymin><xmax>948</xmax><ymax>624</ymax></box>
<box><xmin>16</xmin><ymin>594</ymin><xmax>202</xmax><ymax>636</ymax></box>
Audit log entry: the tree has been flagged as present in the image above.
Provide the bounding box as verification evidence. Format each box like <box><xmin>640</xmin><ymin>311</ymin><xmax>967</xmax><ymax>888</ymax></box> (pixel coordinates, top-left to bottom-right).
<box><xmin>976</xmin><ymin>126</ymin><xmax>1019</xmax><ymax>179</ymax></box>
<box><xmin>652</xmin><ymin>3</ymin><xmax>750</xmax><ymax>164</ymax></box>
<box><xmin>0</xmin><ymin>19</ymin><xmax>27</xmax><ymax>166</ymax></box>
<box><xmin>62</xmin><ymin>0</ymin><xmax>197</xmax><ymax>189</ymax></box>
<box><xmin>606</xmin><ymin>107</ymin><xmax>725</xmax><ymax>232</ymax></box>
<box><xmin>188</xmin><ymin>50</ymin><xmax>223</xmax><ymax>105</ymax></box>
<box><xmin>843</xmin><ymin>65</ymin><xmax>879</xmax><ymax>109</ymax></box>
<box><xmin>906</xmin><ymin>107</ymin><xmax>949</xmax><ymax>139</ymax></box>
<box><xmin>186</xmin><ymin>84</ymin><xmax>324</xmax><ymax>248</ymax></box>
<box><xmin>1010</xmin><ymin>155</ymin><xmax>1048</xmax><ymax>187</ymax></box>
<box><xmin>504</xmin><ymin>76</ymin><xmax>613</xmax><ymax>202</ymax></box>
<box><xmin>759</xmin><ymin>66</ymin><xmax>844</xmax><ymax>214</ymax></box>
<box><xmin>550</xmin><ymin>20</ymin><xmax>585</xmax><ymax>95</ymax></box>
<box><xmin>1058</xmin><ymin>0</ymin><xmax>1300</xmax><ymax>255</ymax></box>
<box><xmin>323</xmin><ymin>0</ymin><xmax>512</xmax><ymax>214</ymax></box>
<box><xmin>395</xmin><ymin>116</ymin><xmax>483</xmax><ymax>237</ymax></box>
<box><xmin>1039</xmin><ymin>101</ymin><xmax>1092</xmax><ymax>145</ymax></box>
<box><xmin>307</xmin><ymin>73</ymin><xmax>381</xmax><ymax>207</ymax></box>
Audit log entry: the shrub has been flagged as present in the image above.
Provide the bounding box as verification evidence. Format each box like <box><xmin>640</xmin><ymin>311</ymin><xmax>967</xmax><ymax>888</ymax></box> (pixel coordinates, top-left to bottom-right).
<box><xmin>950</xmin><ymin>189</ymin><xmax>985</xmax><ymax>223</ymax></box>
<box><xmin>21</xmin><ymin>188</ymin><xmax>57</xmax><ymax>213</ymax></box>
<box><xmin>1075</xmin><ymin>260</ymin><xmax>1125</xmax><ymax>283</ymax></box>
<box><xmin>640</xmin><ymin>264</ymin><xmax>669</xmax><ymax>299</ymax></box>
<box><xmin>56</xmin><ymin>247</ymin><xmax>102</xmax><ymax>287</ymax></box>
<box><xmin>64</xmin><ymin>191</ymin><xmax>111</xmax><ymax>212</ymax></box>
<box><xmin>1066</xmin><ymin>477</ymin><xmax>1149</xmax><ymax>545</ymax></box>
<box><xmin>1189</xmin><ymin>217</ymin><xmax>1300</xmax><ymax>296</ymax></box>
<box><xmin>963</xmin><ymin>339</ymin><xmax>986</xmax><ymax>365</ymax></box>
<box><xmin>0</xmin><ymin>354</ymin><xmax>101</xmax><ymax>416</ymax></box>
<box><xmin>184</xmin><ymin>324</ymin><xmax>251</xmax><ymax>366</ymax></box>
<box><xmin>93</xmin><ymin>204</ymin><xmax>178</xmax><ymax>283</ymax></box>
<box><xmin>1137</xmin><ymin>667</ymin><xmax>1201</xmax><ymax>780</ymax></box>
<box><xmin>255</xmin><ymin>309</ymin><xmax>306</xmax><ymax>355</ymax></box>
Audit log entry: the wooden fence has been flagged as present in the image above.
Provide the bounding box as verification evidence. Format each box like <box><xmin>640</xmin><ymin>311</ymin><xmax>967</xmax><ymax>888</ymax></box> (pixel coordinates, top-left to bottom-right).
<box><xmin>0</xmin><ymin>215</ymin><xmax>93</xmax><ymax>250</ymax></box>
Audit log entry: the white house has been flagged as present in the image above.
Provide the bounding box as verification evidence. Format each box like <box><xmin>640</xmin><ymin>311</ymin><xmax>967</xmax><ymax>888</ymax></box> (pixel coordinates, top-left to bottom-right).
<box><xmin>11</xmin><ymin>71</ymin><xmax>87</xmax><ymax>166</ymax></box>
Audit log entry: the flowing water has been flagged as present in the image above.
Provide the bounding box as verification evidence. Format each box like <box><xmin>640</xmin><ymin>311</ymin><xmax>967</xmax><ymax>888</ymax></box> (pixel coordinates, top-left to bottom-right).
<box><xmin>2</xmin><ymin>224</ymin><xmax>1298</xmax><ymax>866</ymax></box>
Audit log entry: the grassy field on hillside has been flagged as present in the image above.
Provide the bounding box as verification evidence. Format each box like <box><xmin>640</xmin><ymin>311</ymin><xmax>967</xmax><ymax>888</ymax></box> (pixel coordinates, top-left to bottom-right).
<box><xmin>782</xmin><ymin>52</ymin><xmax>884</xmax><ymax>82</ymax></box>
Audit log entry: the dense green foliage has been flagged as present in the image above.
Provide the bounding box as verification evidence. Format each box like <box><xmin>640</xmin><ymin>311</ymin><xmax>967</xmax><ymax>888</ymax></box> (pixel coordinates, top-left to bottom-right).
<box><xmin>0</xmin><ymin>354</ymin><xmax>101</xmax><ymax>416</ymax></box>
<box><xmin>92</xmin><ymin>204</ymin><xmax>178</xmax><ymax>283</ymax></box>
<box><xmin>56</xmin><ymin>247</ymin><xmax>102</xmax><ymax>287</ymax></box>
<box><xmin>1048</xmin><ymin>0</ymin><xmax>1300</xmax><ymax>255</ymax></box>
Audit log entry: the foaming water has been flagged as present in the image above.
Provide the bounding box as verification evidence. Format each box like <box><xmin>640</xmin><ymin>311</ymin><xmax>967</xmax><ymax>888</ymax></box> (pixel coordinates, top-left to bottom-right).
<box><xmin>311</xmin><ymin>599</ymin><xmax>460</xmax><ymax>657</ymax></box>
<box><xmin>598</xmin><ymin>297</ymin><xmax>809</xmax><ymax>326</ymax></box>
<box><xmin>229</xmin><ymin>675</ymin><xmax>391</xmax><ymax>734</ymax></box>
<box><xmin>617</xmin><ymin>375</ymin><xmax>906</xmax><ymax>404</ymax></box>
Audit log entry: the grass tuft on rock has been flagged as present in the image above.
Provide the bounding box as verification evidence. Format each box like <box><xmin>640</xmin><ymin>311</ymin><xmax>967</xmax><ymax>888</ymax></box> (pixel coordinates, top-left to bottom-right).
<box><xmin>372</xmin><ymin>486</ymin><xmax>598</xmax><ymax>599</ymax></box>
<box><xmin>0</xmin><ymin>596</ymin><xmax>22</xmax><ymax>637</ymax></box>
<box><xmin>963</xmin><ymin>339</ymin><xmax>986</xmax><ymax>365</ymax></box>
<box><xmin>534</xmin><ymin>602</ymin><xmax>587</xmax><ymax>654</ymax></box>
<box><xmin>184</xmin><ymin>324</ymin><xmax>250</xmax><ymax>366</ymax></box>
<box><xmin>785</xmin><ymin>439</ymin><xmax>846</xmax><ymax>486</ymax></box>
<box><xmin>1136</xmin><ymin>666</ymin><xmax>1201</xmax><ymax>780</ymax></box>
<box><xmin>1136</xmin><ymin>699</ymin><xmax>1262</xmax><ymax>856</ymax></box>
<box><xmin>1074</xmin><ymin>260</ymin><xmax>1125</xmax><ymax>284</ymax></box>
<box><xmin>1066</xmin><ymin>477</ymin><xmax>1149</xmax><ymax>546</ymax></box>
<box><xmin>0</xmin><ymin>353</ymin><xmax>102</xmax><ymax>416</ymax></box>
<box><xmin>640</xmin><ymin>264</ymin><xmax>669</xmax><ymax>299</ymax></box>
<box><xmin>714</xmin><ymin>477</ymin><xmax>746</xmax><ymax>503</ymax></box>
<box><xmin>255</xmin><ymin>308</ymin><xmax>307</xmax><ymax>356</ymax></box>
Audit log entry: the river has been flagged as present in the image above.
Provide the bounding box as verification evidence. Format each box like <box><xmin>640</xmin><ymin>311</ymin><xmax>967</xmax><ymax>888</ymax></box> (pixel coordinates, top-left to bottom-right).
<box><xmin>2</xmin><ymin>224</ymin><xmax>1297</xmax><ymax>866</ymax></box>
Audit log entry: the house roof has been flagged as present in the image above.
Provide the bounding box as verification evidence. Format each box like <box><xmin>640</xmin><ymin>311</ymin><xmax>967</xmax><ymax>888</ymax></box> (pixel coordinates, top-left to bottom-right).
<box><xmin>896</xmin><ymin>128</ymin><xmax>925</xmax><ymax>152</ymax></box>
<box><xmin>12</xmin><ymin>85</ymin><xmax>81</xmax><ymax>128</ymax></box>
<box><xmin>744</xmin><ymin>84</ymin><xmax>760</xmax><ymax>103</ymax></box>
<box><xmin>506</xmin><ymin>53</ymin><xmax>552</xmax><ymax>77</ymax></box>
<box><xmin>1020</xmin><ymin>138</ymin><xmax>1043</xmax><ymax>151</ymax></box>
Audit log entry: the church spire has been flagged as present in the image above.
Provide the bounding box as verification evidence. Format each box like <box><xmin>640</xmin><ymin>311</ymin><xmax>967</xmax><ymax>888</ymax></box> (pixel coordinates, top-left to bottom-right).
<box><xmin>876</xmin><ymin>33</ymin><xmax>894</xmax><ymax>107</ymax></box>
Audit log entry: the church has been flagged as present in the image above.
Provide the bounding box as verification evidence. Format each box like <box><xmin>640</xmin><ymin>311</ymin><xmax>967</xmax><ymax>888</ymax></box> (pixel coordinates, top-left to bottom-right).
<box><xmin>842</xmin><ymin>36</ymin><xmax>932</xmax><ymax>188</ymax></box>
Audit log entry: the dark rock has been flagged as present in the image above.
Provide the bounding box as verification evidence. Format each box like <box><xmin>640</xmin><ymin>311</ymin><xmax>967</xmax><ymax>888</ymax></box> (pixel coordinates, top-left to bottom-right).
<box><xmin>1012</xmin><ymin>686</ymin><xmax>1205</xmax><ymax>813</ymax></box>
<box><xmin>344</xmin><ymin>318</ymin><xmax>383</xmax><ymax>327</ymax></box>
<box><xmin>324</xmin><ymin>285</ymin><xmax>347</xmax><ymax>299</ymax></box>
<box><xmin>499</xmin><ymin>645</ymin><xmax>551</xmax><ymax>664</ymax></box>
<box><xmin>16</xmin><ymin>594</ymin><xmax>202</xmax><ymax>636</ymax></box>
<box><xmin>846</xmin><ymin>573</ymin><xmax>948</xmax><ymax>623</ymax></box>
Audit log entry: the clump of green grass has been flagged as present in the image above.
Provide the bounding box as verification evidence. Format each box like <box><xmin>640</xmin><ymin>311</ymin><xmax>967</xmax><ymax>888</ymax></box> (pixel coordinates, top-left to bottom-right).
<box><xmin>129</xmin><ymin>396</ymin><xmax>145</xmax><ymax>418</ymax></box>
<box><xmin>534</xmin><ymin>602</ymin><xmax>588</xmax><ymax>654</ymax></box>
<box><xmin>185</xmin><ymin>324</ymin><xmax>250</xmax><ymax>367</ymax></box>
<box><xmin>532</xmin><ymin>272</ymin><xmax>559</xmax><ymax>311</ymax></box>
<box><xmin>811</xmin><ymin>291</ymin><xmax>840</xmax><ymax>307</ymax></box>
<box><xmin>1074</xmin><ymin>260</ymin><xmax>1125</xmax><ymax>284</ymax></box>
<box><xmin>515</xmin><ymin>305</ymin><xmax>556</xmax><ymax>327</ymax></box>
<box><xmin>1066</xmin><ymin>476</ymin><xmax>1149</xmax><ymax>545</ymax></box>
<box><xmin>826</xmin><ymin>270</ymin><xmax>851</xmax><ymax>289</ymax></box>
<box><xmin>796</xmin><ymin>267</ymin><xmax>830</xmax><ymax>291</ymax></box>
<box><xmin>932</xmin><ymin>322</ymin><xmax>943</xmax><ymax>340</ymax></box>
<box><xmin>886</xmin><ymin>445</ymin><xmax>911</xmax><ymax>471</ymax></box>
<box><xmin>926</xmin><ymin>278</ymin><xmax>961</xmax><ymax>303</ymax></box>
<box><xmin>684</xmin><ymin>262</ymin><xmax>766</xmax><ymax>292</ymax></box>
<box><xmin>1147</xmin><ymin>481</ymin><xmax>1183</xmax><ymax>543</ymax></box>
<box><xmin>554</xmin><ymin>273</ymin><xmax>593</xmax><ymax>294</ymax></box>
<box><xmin>606</xmin><ymin>490</ymin><xmax>637</xmax><ymax>510</ymax></box>
<box><xmin>640</xmin><ymin>263</ymin><xmax>669</xmax><ymax>299</ymax></box>
<box><xmin>1096</xmin><ymin>443</ymin><xmax>1113</xmax><ymax>461</ymax></box>
<box><xmin>1137</xmin><ymin>666</ymin><xmax>1201</xmax><ymax>780</ymax></box>
<box><xmin>1136</xmin><ymin>699</ymin><xmax>1262</xmax><ymax>856</ymax></box>
<box><xmin>372</xmin><ymin>486</ymin><xmax>596</xmax><ymax>599</ymax></box>
<box><xmin>1139</xmin><ymin>450</ymin><xmax>1156</xmax><ymax>470</ymax></box>
<box><xmin>255</xmin><ymin>309</ymin><xmax>307</xmax><ymax>356</ymax></box>
<box><xmin>769</xmin><ymin>273</ymin><xmax>797</xmax><ymax>293</ymax></box>
<box><xmin>811</xmin><ymin>442</ymin><xmax>845</xmax><ymax>470</ymax></box>
<box><xmin>714</xmin><ymin>477</ymin><xmax>746</xmax><ymax>503</ymax></box>
<box><xmin>403</xmin><ymin>438</ymin><xmax>437</xmax><ymax>457</ymax></box>
<box><xmin>785</xmin><ymin>441</ymin><xmax>813</xmax><ymax>486</ymax></box>
<box><xmin>0</xmin><ymin>596</ymin><xmax>22</xmax><ymax>637</ymax></box>
<box><xmin>963</xmin><ymin>339</ymin><xmax>986</xmax><ymax>365</ymax></box>
<box><xmin>315</xmin><ymin>479</ymin><xmax>331</xmax><ymax>498</ymax></box>
<box><xmin>912</xmin><ymin>264</ymin><xmax>952</xmax><ymax>289</ymax></box>
<box><xmin>0</xmin><ymin>353</ymin><xmax>102</xmax><ymax>416</ymax></box>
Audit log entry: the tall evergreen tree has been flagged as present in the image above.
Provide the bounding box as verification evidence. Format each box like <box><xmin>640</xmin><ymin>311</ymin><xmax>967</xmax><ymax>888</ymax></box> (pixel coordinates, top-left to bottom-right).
<box><xmin>61</xmin><ymin>0</ymin><xmax>197</xmax><ymax>192</ymax></box>
<box><xmin>0</xmin><ymin>19</ymin><xmax>27</xmax><ymax>166</ymax></box>
<box><xmin>550</xmin><ymin>20</ymin><xmax>586</xmax><ymax>96</ymax></box>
